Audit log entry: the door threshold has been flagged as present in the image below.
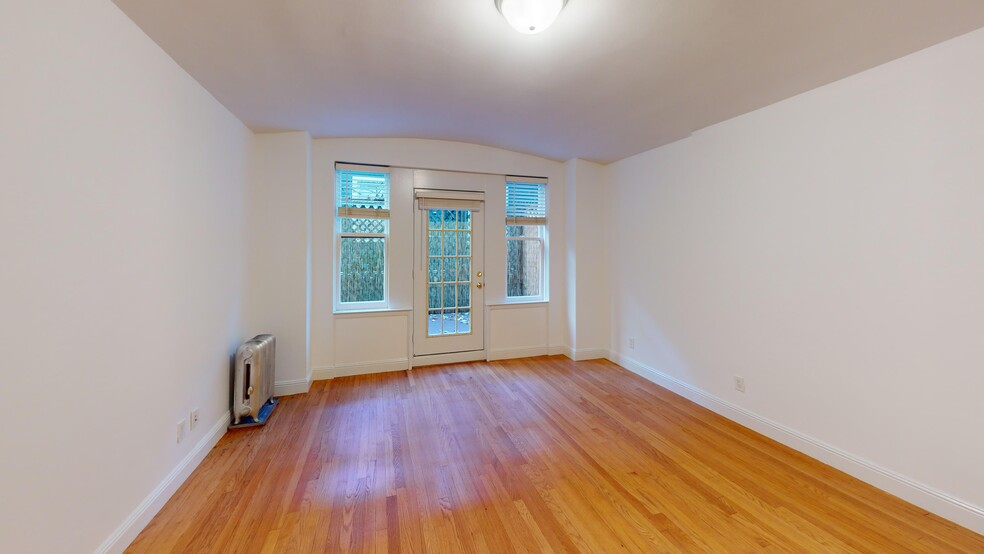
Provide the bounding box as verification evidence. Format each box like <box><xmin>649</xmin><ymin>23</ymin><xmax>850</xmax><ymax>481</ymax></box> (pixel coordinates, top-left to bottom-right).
<box><xmin>412</xmin><ymin>350</ymin><xmax>487</xmax><ymax>368</ymax></box>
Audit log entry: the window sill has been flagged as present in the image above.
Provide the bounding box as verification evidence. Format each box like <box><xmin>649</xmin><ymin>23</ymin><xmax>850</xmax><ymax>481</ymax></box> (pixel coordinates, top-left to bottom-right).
<box><xmin>333</xmin><ymin>307</ymin><xmax>412</xmax><ymax>318</ymax></box>
<box><xmin>489</xmin><ymin>300</ymin><xmax>549</xmax><ymax>309</ymax></box>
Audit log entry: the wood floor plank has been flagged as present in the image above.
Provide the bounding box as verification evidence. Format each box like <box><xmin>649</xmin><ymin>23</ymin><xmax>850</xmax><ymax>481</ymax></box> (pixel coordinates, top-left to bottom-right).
<box><xmin>127</xmin><ymin>357</ymin><xmax>984</xmax><ymax>553</ymax></box>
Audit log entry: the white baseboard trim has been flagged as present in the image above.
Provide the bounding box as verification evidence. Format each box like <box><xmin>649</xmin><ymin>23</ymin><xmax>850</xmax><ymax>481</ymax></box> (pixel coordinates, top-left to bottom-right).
<box><xmin>312</xmin><ymin>358</ymin><xmax>409</xmax><ymax>380</ymax></box>
<box><xmin>571</xmin><ymin>348</ymin><xmax>610</xmax><ymax>361</ymax></box>
<box><xmin>311</xmin><ymin>366</ymin><xmax>332</xmax><ymax>380</ymax></box>
<box><xmin>274</xmin><ymin>377</ymin><xmax>311</xmax><ymax>397</ymax></box>
<box><xmin>95</xmin><ymin>412</ymin><xmax>230</xmax><ymax>554</ymax></box>
<box><xmin>412</xmin><ymin>351</ymin><xmax>486</xmax><ymax>368</ymax></box>
<box><xmin>549</xmin><ymin>345</ymin><xmax>574</xmax><ymax>358</ymax></box>
<box><xmin>608</xmin><ymin>351</ymin><xmax>984</xmax><ymax>535</ymax></box>
<box><xmin>488</xmin><ymin>346</ymin><xmax>549</xmax><ymax>361</ymax></box>
<box><xmin>546</xmin><ymin>346</ymin><xmax>608</xmax><ymax>361</ymax></box>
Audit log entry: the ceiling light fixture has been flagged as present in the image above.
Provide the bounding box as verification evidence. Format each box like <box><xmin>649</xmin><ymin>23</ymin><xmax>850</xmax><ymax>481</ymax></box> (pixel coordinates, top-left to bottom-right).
<box><xmin>495</xmin><ymin>0</ymin><xmax>569</xmax><ymax>35</ymax></box>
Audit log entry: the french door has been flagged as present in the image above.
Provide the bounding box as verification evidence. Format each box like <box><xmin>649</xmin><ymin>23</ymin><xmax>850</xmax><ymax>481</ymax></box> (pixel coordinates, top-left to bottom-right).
<box><xmin>413</xmin><ymin>191</ymin><xmax>485</xmax><ymax>357</ymax></box>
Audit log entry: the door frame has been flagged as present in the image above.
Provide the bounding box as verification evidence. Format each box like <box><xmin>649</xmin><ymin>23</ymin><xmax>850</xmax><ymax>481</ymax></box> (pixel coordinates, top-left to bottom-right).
<box><xmin>411</xmin><ymin>189</ymin><xmax>487</xmax><ymax>366</ymax></box>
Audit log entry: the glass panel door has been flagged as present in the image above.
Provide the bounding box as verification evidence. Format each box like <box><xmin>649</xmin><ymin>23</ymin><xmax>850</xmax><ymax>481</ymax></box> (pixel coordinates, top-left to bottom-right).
<box><xmin>414</xmin><ymin>199</ymin><xmax>484</xmax><ymax>356</ymax></box>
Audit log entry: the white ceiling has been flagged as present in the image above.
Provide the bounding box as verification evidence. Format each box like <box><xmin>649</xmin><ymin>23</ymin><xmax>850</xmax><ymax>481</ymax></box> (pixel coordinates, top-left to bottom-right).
<box><xmin>113</xmin><ymin>0</ymin><xmax>984</xmax><ymax>163</ymax></box>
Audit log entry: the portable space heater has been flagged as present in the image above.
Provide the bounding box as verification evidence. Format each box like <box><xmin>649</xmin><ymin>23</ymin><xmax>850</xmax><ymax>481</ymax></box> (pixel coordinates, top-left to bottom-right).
<box><xmin>230</xmin><ymin>334</ymin><xmax>278</xmax><ymax>428</ymax></box>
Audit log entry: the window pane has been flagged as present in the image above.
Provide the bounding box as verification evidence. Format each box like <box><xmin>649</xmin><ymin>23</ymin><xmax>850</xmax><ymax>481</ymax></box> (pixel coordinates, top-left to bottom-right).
<box><xmin>442</xmin><ymin>311</ymin><xmax>457</xmax><ymax>334</ymax></box>
<box><xmin>428</xmin><ymin>258</ymin><xmax>441</xmax><ymax>283</ymax></box>
<box><xmin>458</xmin><ymin>232</ymin><xmax>471</xmax><ymax>256</ymax></box>
<box><xmin>443</xmin><ymin>284</ymin><xmax>456</xmax><ymax>310</ymax></box>
<box><xmin>459</xmin><ymin>210</ymin><xmax>471</xmax><ymax>230</ymax></box>
<box><xmin>506</xmin><ymin>225</ymin><xmax>542</xmax><ymax>238</ymax></box>
<box><xmin>428</xmin><ymin>231</ymin><xmax>441</xmax><ymax>256</ymax></box>
<box><xmin>428</xmin><ymin>210</ymin><xmax>443</xmax><ymax>230</ymax></box>
<box><xmin>340</xmin><ymin>218</ymin><xmax>386</xmax><ymax>234</ymax></box>
<box><xmin>506</xmin><ymin>181</ymin><xmax>547</xmax><ymax>219</ymax></box>
<box><xmin>507</xmin><ymin>239</ymin><xmax>542</xmax><ymax>298</ymax></box>
<box><xmin>443</xmin><ymin>257</ymin><xmax>457</xmax><ymax>282</ymax></box>
<box><xmin>457</xmin><ymin>284</ymin><xmax>470</xmax><ymax>308</ymax></box>
<box><xmin>458</xmin><ymin>309</ymin><xmax>471</xmax><ymax>334</ymax></box>
<box><xmin>428</xmin><ymin>284</ymin><xmax>441</xmax><ymax>309</ymax></box>
<box><xmin>457</xmin><ymin>258</ymin><xmax>471</xmax><ymax>282</ymax></box>
<box><xmin>428</xmin><ymin>310</ymin><xmax>442</xmax><ymax>336</ymax></box>
<box><xmin>444</xmin><ymin>210</ymin><xmax>457</xmax><ymax>230</ymax></box>
<box><xmin>338</xmin><ymin>171</ymin><xmax>389</xmax><ymax>210</ymax></box>
<box><xmin>340</xmin><ymin>237</ymin><xmax>385</xmax><ymax>303</ymax></box>
<box><xmin>443</xmin><ymin>232</ymin><xmax>457</xmax><ymax>256</ymax></box>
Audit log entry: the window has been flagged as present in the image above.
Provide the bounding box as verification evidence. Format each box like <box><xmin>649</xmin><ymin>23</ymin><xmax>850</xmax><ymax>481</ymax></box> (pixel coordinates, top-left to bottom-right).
<box><xmin>505</xmin><ymin>179</ymin><xmax>547</xmax><ymax>301</ymax></box>
<box><xmin>336</xmin><ymin>166</ymin><xmax>390</xmax><ymax>310</ymax></box>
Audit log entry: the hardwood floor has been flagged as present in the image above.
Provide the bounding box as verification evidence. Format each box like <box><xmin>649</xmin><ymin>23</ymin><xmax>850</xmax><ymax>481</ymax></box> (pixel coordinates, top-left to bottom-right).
<box><xmin>128</xmin><ymin>356</ymin><xmax>984</xmax><ymax>553</ymax></box>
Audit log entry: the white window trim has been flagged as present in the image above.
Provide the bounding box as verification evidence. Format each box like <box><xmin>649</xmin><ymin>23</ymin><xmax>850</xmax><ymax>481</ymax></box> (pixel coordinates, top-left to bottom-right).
<box><xmin>334</xmin><ymin>166</ymin><xmax>391</xmax><ymax>312</ymax></box>
<box><xmin>505</xmin><ymin>177</ymin><xmax>549</xmax><ymax>304</ymax></box>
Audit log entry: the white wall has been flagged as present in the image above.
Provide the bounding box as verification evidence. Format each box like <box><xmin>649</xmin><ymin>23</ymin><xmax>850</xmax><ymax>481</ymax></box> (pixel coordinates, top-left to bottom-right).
<box><xmin>564</xmin><ymin>161</ymin><xmax>579</xmax><ymax>351</ymax></box>
<box><xmin>565</xmin><ymin>159</ymin><xmax>611</xmax><ymax>358</ymax></box>
<box><xmin>607</xmin><ymin>28</ymin><xmax>984</xmax><ymax>532</ymax></box>
<box><xmin>310</xmin><ymin>138</ymin><xmax>568</xmax><ymax>375</ymax></box>
<box><xmin>0</xmin><ymin>1</ymin><xmax>254</xmax><ymax>552</ymax></box>
<box><xmin>248</xmin><ymin>132</ymin><xmax>312</xmax><ymax>395</ymax></box>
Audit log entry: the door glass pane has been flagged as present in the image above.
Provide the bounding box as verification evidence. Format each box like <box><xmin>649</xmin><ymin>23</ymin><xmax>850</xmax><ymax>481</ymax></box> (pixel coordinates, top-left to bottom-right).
<box><xmin>443</xmin><ymin>257</ymin><xmax>457</xmax><ymax>282</ymax></box>
<box><xmin>428</xmin><ymin>284</ymin><xmax>441</xmax><ymax>309</ymax></box>
<box><xmin>428</xmin><ymin>310</ymin><xmax>442</xmax><ymax>335</ymax></box>
<box><xmin>442</xmin><ymin>311</ymin><xmax>457</xmax><ymax>335</ymax></box>
<box><xmin>443</xmin><ymin>232</ymin><xmax>457</xmax><ymax>256</ymax></box>
<box><xmin>428</xmin><ymin>258</ymin><xmax>441</xmax><ymax>283</ymax></box>
<box><xmin>443</xmin><ymin>284</ymin><xmax>456</xmax><ymax>310</ymax></box>
<box><xmin>426</xmin><ymin>209</ymin><xmax>474</xmax><ymax>337</ymax></box>
<box><xmin>429</xmin><ymin>210</ymin><xmax>443</xmax><ymax>230</ymax></box>
<box><xmin>428</xmin><ymin>231</ymin><xmax>441</xmax><ymax>256</ymax></box>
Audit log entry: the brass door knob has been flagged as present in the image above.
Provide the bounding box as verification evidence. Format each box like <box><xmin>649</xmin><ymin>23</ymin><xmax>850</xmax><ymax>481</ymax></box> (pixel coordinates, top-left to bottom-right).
<box><xmin>475</xmin><ymin>282</ymin><xmax>484</xmax><ymax>289</ymax></box>
<box><xmin>477</xmin><ymin>272</ymin><xmax>483</xmax><ymax>278</ymax></box>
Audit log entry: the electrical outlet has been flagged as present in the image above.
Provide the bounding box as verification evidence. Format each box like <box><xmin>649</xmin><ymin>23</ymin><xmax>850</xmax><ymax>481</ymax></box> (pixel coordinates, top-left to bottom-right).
<box><xmin>177</xmin><ymin>420</ymin><xmax>186</xmax><ymax>443</ymax></box>
<box><xmin>734</xmin><ymin>376</ymin><xmax>746</xmax><ymax>393</ymax></box>
<box><xmin>629</xmin><ymin>337</ymin><xmax>636</xmax><ymax>349</ymax></box>
<box><xmin>190</xmin><ymin>409</ymin><xmax>200</xmax><ymax>430</ymax></box>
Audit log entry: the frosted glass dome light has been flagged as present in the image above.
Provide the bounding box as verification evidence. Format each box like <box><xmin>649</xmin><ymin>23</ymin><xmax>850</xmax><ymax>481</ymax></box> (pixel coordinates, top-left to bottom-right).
<box><xmin>495</xmin><ymin>0</ymin><xmax>569</xmax><ymax>35</ymax></box>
